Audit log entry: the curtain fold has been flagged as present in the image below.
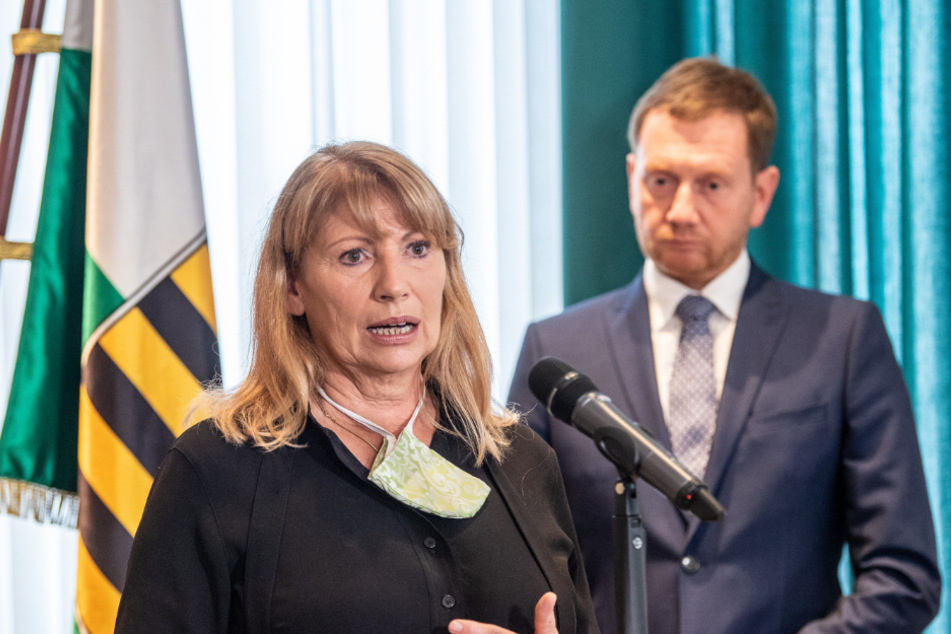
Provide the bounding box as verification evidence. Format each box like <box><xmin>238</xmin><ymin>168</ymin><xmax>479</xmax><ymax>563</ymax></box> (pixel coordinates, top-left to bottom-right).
<box><xmin>560</xmin><ymin>1</ymin><xmax>949</xmax><ymax>630</ymax></box>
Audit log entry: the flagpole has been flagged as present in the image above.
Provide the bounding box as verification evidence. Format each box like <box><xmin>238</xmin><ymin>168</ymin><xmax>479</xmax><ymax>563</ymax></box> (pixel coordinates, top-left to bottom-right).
<box><xmin>0</xmin><ymin>0</ymin><xmax>58</xmax><ymax>264</ymax></box>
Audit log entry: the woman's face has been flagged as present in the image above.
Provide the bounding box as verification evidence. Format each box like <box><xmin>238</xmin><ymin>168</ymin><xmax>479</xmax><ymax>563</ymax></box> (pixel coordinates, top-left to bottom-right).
<box><xmin>286</xmin><ymin>197</ymin><xmax>447</xmax><ymax>385</ymax></box>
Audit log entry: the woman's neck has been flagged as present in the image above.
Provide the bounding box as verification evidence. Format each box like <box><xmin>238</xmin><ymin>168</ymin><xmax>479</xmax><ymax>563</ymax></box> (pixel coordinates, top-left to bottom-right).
<box><xmin>319</xmin><ymin>370</ymin><xmax>429</xmax><ymax>437</ymax></box>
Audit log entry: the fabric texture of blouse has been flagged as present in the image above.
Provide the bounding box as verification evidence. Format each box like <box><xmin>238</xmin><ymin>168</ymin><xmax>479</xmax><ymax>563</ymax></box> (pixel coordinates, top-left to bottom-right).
<box><xmin>115</xmin><ymin>412</ymin><xmax>599</xmax><ymax>634</ymax></box>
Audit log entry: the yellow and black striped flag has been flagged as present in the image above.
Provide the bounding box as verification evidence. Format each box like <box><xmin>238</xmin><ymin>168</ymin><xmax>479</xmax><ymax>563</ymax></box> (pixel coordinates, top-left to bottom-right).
<box><xmin>71</xmin><ymin>0</ymin><xmax>217</xmax><ymax>630</ymax></box>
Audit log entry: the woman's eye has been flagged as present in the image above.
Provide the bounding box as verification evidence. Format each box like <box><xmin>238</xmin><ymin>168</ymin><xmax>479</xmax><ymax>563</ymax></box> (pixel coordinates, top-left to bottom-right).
<box><xmin>408</xmin><ymin>240</ymin><xmax>431</xmax><ymax>257</ymax></box>
<box><xmin>341</xmin><ymin>249</ymin><xmax>365</xmax><ymax>264</ymax></box>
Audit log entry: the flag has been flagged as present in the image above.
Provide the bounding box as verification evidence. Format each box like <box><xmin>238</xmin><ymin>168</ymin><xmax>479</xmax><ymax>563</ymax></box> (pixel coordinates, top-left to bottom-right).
<box><xmin>0</xmin><ymin>0</ymin><xmax>219</xmax><ymax>631</ymax></box>
<box><xmin>75</xmin><ymin>0</ymin><xmax>219</xmax><ymax>630</ymax></box>
<box><xmin>0</xmin><ymin>0</ymin><xmax>92</xmax><ymax>526</ymax></box>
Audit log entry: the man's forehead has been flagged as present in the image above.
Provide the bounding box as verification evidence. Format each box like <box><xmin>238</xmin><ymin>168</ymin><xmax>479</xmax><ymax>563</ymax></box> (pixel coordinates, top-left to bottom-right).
<box><xmin>636</xmin><ymin>109</ymin><xmax>751</xmax><ymax>165</ymax></box>
<box><xmin>641</xmin><ymin>107</ymin><xmax>747</xmax><ymax>136</ymax></box>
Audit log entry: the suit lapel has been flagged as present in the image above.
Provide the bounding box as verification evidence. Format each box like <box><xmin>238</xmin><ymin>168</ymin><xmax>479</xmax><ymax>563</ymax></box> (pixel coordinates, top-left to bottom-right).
<box><xmin>685</xmin><ymin>264</ymin><xmax>789</xmax><ymax>540</ymax></box>
<box><xmin>603</xmin><ymin>276</ymin><xmax>692</xmax><ymax>537</ymax></box>
<box><xmin>604</xmin><ymin>276</ymin><xmax>669</xmax><ymax>446</ymax></box>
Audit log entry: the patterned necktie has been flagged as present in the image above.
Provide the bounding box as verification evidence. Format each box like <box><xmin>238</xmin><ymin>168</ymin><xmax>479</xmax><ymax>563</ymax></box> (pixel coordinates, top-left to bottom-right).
<box><xmin>668</xmin><ymin>295</ymin><xmax>717</xmax><ymax>478</ymax></box>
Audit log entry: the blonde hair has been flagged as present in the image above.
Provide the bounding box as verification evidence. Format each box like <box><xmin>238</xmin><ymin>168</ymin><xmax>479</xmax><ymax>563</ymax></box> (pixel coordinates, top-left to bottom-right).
<box><xmin>628</xmin><ymin>57</ymin><xmax>777</xmax><ymax>173</ymax></box>
<box><xmin>193</xmin><ymin>141</ymin><xmax>517</xmax><ymax>464</ymax></box>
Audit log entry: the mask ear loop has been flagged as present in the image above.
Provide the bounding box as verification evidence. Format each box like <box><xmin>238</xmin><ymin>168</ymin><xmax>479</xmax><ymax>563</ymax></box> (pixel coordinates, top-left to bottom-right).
<box><xmin>316</xmin><ymin>384</ymin><xmax>425</xmax><ymax>459</ymax></box>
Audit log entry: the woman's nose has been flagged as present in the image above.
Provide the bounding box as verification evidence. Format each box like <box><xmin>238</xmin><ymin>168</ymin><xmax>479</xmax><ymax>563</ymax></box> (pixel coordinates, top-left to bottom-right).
<box><xmin>373</xmin><ymin>256</ymin><xmax>409</xmax><ymax>300</ymax></box>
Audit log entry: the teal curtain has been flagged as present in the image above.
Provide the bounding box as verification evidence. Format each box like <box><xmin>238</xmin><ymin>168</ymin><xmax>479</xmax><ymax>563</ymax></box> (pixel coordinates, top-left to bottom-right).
<box><xmin>561</xmin><ymin>0</ymin><xmax>950</xmax><ymax>630</ymax></box>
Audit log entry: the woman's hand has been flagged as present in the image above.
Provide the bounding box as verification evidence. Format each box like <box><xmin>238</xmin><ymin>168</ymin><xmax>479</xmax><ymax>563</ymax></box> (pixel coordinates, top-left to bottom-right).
<box><xmin>448</xmin><ymin>592</ymin><xmax>558</xmax><ymax>634</ymax></box>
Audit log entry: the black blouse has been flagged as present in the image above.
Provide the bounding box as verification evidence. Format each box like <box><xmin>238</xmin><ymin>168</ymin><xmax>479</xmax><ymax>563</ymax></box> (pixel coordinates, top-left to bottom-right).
<box><xmin>326</xmin><ymin>421</ymin><xmax>552</xmax><ymax>630</ymax></box>
<box><xmin>115</xmin><ymin>414</ymin><xmax>599</xmax><ymax>634</ymax></box>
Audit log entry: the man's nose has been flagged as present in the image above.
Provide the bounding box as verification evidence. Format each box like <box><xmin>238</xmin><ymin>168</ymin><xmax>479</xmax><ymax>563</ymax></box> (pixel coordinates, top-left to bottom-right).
<box><xmin>666</xmin><ymin>182</ymin><xmax>699</xmax><ymax>224</ymax></box>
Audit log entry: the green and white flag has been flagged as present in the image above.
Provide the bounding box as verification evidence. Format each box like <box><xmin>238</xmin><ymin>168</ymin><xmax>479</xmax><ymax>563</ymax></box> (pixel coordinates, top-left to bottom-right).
<box><xmin>0</xmin><ymin>0</ymin><xmax>93</xmax><ymax>527</ymax></box>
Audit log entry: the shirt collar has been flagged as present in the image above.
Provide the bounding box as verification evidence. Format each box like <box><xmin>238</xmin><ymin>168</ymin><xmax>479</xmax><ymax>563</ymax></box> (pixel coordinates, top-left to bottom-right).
<box><xmin>643</xmin><ymin>251</ymin><xmax>751</xmax><ymax>331</ymax></box>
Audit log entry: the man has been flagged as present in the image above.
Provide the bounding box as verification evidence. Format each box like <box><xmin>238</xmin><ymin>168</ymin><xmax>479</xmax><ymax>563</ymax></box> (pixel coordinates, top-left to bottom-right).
<box><xmin>508</xmin><ymin>58</ymin><xmax>940</xmax><ymax>633</ymax></box>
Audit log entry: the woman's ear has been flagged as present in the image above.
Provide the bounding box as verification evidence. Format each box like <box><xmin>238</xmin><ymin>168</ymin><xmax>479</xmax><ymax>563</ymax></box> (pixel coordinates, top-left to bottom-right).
<box><xmin>286</xmin><ymin>270</ymin><xmax>306</xmax><ymax>316</ymax></box>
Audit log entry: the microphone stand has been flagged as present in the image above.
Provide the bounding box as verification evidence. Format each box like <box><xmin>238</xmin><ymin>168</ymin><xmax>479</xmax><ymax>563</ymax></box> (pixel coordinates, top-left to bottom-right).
<box><xmin>614</xmin><ymin>476</ymin><xmax>649</xmax><ymax>634</ymax></box>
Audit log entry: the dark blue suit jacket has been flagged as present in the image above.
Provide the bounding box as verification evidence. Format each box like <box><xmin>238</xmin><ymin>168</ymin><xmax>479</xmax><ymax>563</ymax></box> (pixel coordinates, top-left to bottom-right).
<box><xmin>508</xmin><ymin>263</ymin><xmax>940</xmax><ymax>634</ymax></box>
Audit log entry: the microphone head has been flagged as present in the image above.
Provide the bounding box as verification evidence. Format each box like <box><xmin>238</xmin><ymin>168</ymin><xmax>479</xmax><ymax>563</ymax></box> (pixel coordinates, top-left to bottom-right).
<box><xmin>528</xmin><ymin>357</ymin><xmax>574</xmax><ymax>401</ymax></box>
<box><xmin>683</xmin><ymin>486</ymin><xmax>726</xmax><ymax>522</ymax></box>
<box><xmin>528</xmin><ymin>357</ymin><xmax>599</xmax><ymax>423</ymax></box>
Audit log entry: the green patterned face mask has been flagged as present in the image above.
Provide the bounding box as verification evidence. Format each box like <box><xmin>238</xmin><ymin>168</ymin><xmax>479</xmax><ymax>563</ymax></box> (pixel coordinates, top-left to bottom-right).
<box><xmin>317</xmin><ymin>386</ymin><xmax>490</xmax><ymax>519</ymax></box>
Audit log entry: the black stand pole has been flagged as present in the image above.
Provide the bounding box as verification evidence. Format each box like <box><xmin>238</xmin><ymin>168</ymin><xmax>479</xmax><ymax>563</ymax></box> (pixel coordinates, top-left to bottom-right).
<box><xmin>614</xmin><ymin>477</ymin><xmax>649</xmax><ymax>634</ymax></box>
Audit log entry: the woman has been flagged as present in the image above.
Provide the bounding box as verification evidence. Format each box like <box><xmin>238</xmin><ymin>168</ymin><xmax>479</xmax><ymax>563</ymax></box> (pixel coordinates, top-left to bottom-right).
<box><xmin>115</xmin><ymin>141</ymin><xmax>598</xmax><ymax>633</ymax></box>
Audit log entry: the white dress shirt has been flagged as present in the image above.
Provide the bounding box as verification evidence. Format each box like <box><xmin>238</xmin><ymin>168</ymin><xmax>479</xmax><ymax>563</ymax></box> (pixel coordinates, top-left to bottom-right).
<box><xmin>642</xmin><ymin>251</ymin><xmax>751</xmax><ymax>422</ymax></box>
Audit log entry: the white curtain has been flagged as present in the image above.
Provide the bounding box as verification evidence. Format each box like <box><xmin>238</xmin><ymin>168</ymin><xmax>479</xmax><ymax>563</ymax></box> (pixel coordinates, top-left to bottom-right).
<box><xmin>0</xmin><ymin>0</ymin><xmax>562</xmax><ymax>630</ymax></box>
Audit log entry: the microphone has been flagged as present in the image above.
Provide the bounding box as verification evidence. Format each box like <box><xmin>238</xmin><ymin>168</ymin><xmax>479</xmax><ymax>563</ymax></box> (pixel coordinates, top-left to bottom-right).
<box><xmin>528</xmin><ymin>357</ymin><xmax>724</xmax><ymax>521</ymax></box>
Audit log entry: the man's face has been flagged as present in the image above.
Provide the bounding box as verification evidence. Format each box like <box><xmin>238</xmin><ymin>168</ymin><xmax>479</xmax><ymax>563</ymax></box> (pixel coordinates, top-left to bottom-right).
<box><xmin>627</xmin><ymin>108</ymin><xmax>779</xmax><ymax>290</ymax></box>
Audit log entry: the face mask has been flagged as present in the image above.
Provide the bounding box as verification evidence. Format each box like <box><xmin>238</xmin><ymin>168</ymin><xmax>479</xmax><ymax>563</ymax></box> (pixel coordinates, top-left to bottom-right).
<box><xmin>317</xmin><ymin>386</ymin><xmax>490</xmax><ymax>519</ymax></box>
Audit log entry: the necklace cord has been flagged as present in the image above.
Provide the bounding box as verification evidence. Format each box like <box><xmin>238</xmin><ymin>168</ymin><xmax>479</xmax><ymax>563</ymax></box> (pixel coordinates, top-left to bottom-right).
<box><xmin>317</xmin><ymin>402</ymin><xmax>382</xmax><ymax>453</ymax></box>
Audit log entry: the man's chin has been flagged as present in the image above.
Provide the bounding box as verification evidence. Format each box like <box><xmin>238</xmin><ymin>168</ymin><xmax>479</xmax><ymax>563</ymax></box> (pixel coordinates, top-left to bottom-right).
<box><xmin>655</xmin><ymin>257</ymin><xmax>711</xmax><ymax>289</ymax></box>
<box><xmin>656</xmin><ymin>254</ymin><xmax>705</xmax><ymax>273</ymax></box>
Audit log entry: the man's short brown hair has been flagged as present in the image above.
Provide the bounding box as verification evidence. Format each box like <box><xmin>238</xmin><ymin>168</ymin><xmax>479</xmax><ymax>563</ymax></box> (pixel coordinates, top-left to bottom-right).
<box><xmin>627</xmin><ymin>57</ymin><xmax>777</xmax><ymax>173</ymax></box>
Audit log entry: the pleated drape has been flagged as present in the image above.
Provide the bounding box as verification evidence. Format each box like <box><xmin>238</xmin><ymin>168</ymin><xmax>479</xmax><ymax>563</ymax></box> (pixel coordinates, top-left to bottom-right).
<box><xmin>561</xmin><ymin>2</ymin><xmax>950</xmax><ymax>629</ymax></box>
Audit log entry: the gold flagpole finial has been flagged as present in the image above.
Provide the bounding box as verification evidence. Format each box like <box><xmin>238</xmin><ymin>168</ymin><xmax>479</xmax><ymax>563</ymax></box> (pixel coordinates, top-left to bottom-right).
<box><xmin>0</xmin><ymin>236</ymin><xmax>33</xmax><ymax>261</ymax></box>
<box><xmin>11</xmin><ymin>28</ymin><xmax>61</xmax><ymax>56</ymax></box>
